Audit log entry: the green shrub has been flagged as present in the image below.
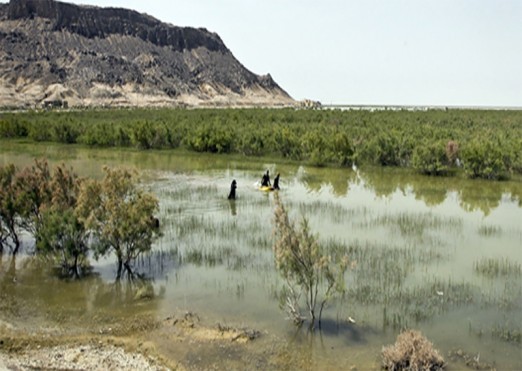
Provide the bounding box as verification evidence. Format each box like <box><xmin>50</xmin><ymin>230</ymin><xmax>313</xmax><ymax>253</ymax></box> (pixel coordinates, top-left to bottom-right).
<box><xmin>274</xmin><ymin>126</ymin><xmax>302</xmax><ymax>160</ymax></box>
<box><xmin>186</xmin><ymin>123</ymin><xmax>234</xmax><ymax>153</ymax></box>
<box><xmin>412</xmin><ymin>141</ymin><xmax>451</xmax><ymax>176</ymax></box>
<box><xmin>370</xmin><ymin>132</ymin><xmax>403</xmax><ymax>166</ymax></box>
<box><xmin>28</xmin><ymin>121</ymin><xmax>53</xmax><ymax>142</ymax></box>
<box><xmin>237</xmin><ymin>132</ymin><xmax>265</xmax><ymax>156</ymax></box>
<box><xmin>0</xmin><ymin>118</ymin><xmax>29</xmax><ymax>138</ymax></box>
<box><xmin>461</xmin><ymin>138</ymin><xmax>512</xmax><ymax>180</ymax></box>
<box><xmin>130</xmin><ymin>120</ymin><xmax>156</xmax><ymax>149</ymax></box>
<box><xmin>330</xmin><ymin>131</ymin><xmax>356</xmax><ymax>167</ymax></box>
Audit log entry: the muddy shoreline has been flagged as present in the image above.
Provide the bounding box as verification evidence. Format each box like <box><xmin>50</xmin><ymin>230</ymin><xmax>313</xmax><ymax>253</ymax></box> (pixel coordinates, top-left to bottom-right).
<box><xmin>0</xmin><ymin>316</ymin><xmax>177</xmax><ymax>370</ymax></box>
<box><xmin>0</xmin><ymin>311</ymin><xmax>288</xmax><ymax>371</ymax></box>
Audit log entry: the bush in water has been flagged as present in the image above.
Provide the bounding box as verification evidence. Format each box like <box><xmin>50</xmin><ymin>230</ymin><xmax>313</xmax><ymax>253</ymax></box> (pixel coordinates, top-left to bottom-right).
<box><xmin>272</xmin><ymin>193</ymin><xmax>351</xmax><ymax>329</ymax></box>
<box><xmin>0</xmin><ymin>159</ymin><xmax>160</xmax><ymax>279</ymax></box>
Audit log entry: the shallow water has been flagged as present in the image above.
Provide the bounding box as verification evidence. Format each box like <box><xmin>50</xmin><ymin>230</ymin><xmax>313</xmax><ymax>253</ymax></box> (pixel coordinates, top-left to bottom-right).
<box><xmin>1</xmin><ymin>141</ymin><xmax>521</xmax><ymax>369</ymax></box>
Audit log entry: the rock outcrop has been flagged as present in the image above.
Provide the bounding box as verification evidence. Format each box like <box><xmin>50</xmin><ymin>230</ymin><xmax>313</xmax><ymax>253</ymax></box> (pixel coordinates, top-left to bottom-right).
<box><xmin>0</xmin><ymin>0</ymin><xmax>293</xmax><ymax>108</ymax></box>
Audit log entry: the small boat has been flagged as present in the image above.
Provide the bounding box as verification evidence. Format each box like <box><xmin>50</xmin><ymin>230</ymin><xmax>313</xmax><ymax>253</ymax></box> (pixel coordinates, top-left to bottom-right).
<box><xmin>259</xmin><ymin>186</ymin><xmax>275</xmax><ymax>192</ymax></box>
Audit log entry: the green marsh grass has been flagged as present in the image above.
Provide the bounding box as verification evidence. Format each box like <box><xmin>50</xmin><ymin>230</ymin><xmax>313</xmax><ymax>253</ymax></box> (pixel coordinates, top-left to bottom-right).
<box><xmin>153</xmin><ymin>177</ymin><xmax>274</xmax><ymax>274</ymax></box>
<box><xmin>491</xmin><ymin>322</ymin><xmax>522</xmax><ymax>344</ymax></box>
<box><xmin>296</xmin><ymin>201</ymin><xmax>369</xmax><ymax>224</ymax></box>
<box><xmin>358</xmin><ymin>212</ymin><xmax>463</xmax><ymax>238</ymax></box>
<box><xmin>322</xmin><ymin>236</ymin><xmax>479</xmax><ymax>328</ymax></box>
<box><xmin>469</xmin><ymin>321</ymin><xmax>522</xmax><ymax>345</ymax></box>
<box><xmin>473</xmin><ymin>257</ymin><xmax>522</xmax><ymax>278</ymax></box>
<box><xmin>477</xmin><ymin>224</ymin><xmax>502</xmax><ymax>237</ymax></box>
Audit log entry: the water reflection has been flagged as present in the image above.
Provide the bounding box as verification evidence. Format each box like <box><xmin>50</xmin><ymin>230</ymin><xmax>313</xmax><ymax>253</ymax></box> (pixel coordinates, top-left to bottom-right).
<box><xmin>0</xmin><ymin>253</ymin><xmax>17</xmax><ymax>286</ymax></box>
<box><xmin>2</xmin><ymin>141</ymin><xmax>520</xmax><ymax>216</ymax></box>
<box><xmin>1</xmin><ymin>141</ymin><xmax>521</xmax><ymax>369</ymax></box>
<box><xmin>0</xmin><ymin>254</ymin><xmax>162</xmax><ymax>329</ymax></box>
<box><xmin>228</xmin><ymin>200</ymin><xmax>237</xmax><ymax>216</ymax></box>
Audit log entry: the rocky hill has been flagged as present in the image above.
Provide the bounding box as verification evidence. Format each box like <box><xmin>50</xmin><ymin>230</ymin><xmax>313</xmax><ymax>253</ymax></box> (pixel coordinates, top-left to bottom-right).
<box><xmin>0</xmin><ymin>0</ymin><xmax>293</xmax><ymax>108</ymax></box>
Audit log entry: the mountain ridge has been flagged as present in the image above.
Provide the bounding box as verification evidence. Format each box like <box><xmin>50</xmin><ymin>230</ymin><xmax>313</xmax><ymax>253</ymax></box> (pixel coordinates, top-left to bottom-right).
<box><xmin>0</xmin><ymin>0</ymin><xmax>294</xmax><ymax>108</ymax></box>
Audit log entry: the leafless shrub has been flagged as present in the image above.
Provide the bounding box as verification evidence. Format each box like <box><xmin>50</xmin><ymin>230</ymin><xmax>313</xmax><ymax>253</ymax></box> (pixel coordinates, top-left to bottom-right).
<box><xmin>382</xmin><ymin>329</ymin><xmax>445</xmax><ymax>371</ymax></box>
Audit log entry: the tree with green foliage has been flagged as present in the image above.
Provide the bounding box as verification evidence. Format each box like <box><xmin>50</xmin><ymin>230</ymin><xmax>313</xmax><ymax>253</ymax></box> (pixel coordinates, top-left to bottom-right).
<box><xmin>14</xmin><ymin>159</ymin><xmax>53</xmax><ymax>243</ymax></box>
<box><xmin>272</xmin><ymin>193</ymin><xmax>351</xmax><ymax>329</ymax></box>
<box><xmin>34</xmin><ymin>163</ymin><xmax>90</xmax><ymax>278</ymax></box>
<box><xmin>0</xmin><ymin>159</ymin><xmax>162</xmax><ymax>280</ymax></box>
<box><xmin>36</xmin><ymin>208</ymin><xmax>90</xmax><ymax>278</ymax></box>
<box><xmin>77</xmin><ymin>166</ymin><xmax>160</xmax><ymax>277</ymax></box>
<box><xmin>0</xmin><ymin>164</ymin><xmax>22</xmax><ymax>253</ymax></box>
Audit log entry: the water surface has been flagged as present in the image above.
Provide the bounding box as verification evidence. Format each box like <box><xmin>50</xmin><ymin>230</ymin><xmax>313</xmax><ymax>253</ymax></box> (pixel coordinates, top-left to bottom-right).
<box><xmin>1</xmin><ymin>141</ymin><xmax>521</xmax><ymax>369</ymax></box>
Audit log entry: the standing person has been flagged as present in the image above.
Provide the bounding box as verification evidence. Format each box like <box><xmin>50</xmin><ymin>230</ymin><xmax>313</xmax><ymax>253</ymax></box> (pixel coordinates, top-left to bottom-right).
<box><xmin>273</xmin><ymin>173</ymin><xmax>280</xmax><ymax>190</ymax></box>
<box><xmin>228</xmin><ymin>179</ymin><xmax>237</xmax><ymax>200</ymax></box>
<box><xmin>261</xmin><ymin>170</ymin><xmax>271</xmax><ymax>187</ymax></box>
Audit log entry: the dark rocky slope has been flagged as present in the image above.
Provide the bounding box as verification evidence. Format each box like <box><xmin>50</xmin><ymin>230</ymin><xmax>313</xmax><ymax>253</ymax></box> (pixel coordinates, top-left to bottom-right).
<box><xmin>0</xmin><ymin>0</ymin><xmax>293</xmax><ymax>107</ymax></box>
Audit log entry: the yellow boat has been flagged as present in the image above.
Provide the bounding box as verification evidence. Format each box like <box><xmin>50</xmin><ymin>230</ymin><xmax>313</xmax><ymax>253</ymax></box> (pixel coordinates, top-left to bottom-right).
<box><xmin>259</xmin><ymin>186</ymin><xmax>275</xmax><ymax>192</ymax></box>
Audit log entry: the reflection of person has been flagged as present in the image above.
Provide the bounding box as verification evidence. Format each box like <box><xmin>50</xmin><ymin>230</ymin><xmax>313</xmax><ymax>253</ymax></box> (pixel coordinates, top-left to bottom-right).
<box><xmin>261</xmin><ymin>170</ymin><xmax>271</xmax><ymax>187</ymax></box>
<box><xmin>273</xmin><ymin>173</ymin><xmax>280</xmax><ymax>190</ymax></box>
<box><xmin>229</xmin><ymin>198</ymin><xmax>237</xmax><ymax>216</ymax></box>
<box><xmin>228</xmin><ymin>179</ymin><xmax>237</xmax><ymax>200</ymax></box>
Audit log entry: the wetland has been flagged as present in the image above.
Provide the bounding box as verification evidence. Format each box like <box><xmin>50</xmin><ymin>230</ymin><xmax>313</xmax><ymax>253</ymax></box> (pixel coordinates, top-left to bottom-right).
<box><xmin>0</xmin><ymin>140</ymin><xmax>521</xmax><ymax>370</ymax></box>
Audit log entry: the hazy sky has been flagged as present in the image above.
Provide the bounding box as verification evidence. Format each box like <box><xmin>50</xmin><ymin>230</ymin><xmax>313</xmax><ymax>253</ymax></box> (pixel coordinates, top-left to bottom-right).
<box><xmin>21</xmin><ymin>1</ymin><xmax>522</xmax><ymax>106</ymax></box>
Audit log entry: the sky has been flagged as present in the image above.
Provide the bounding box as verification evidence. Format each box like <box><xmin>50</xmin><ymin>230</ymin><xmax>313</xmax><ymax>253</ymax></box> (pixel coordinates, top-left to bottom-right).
<box><xmin>14</xmin><ymin>0</ymin><xmax>522</xmax><ymax>107</ymax></box>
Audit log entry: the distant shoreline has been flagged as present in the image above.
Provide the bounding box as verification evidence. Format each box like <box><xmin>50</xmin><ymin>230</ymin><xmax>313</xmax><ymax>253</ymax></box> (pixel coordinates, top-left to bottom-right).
<box><xmin>322</xmin><ymin>104</ymin><xmax>522</xmax><ymax>111</ymax></box>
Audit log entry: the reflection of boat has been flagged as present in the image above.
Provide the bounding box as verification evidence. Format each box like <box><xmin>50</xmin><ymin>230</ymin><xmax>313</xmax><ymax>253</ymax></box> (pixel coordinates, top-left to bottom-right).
<box><xmin>259</xmin><ymin>186</ymin><xmax>275</xmax><ymax>192</ymax></box>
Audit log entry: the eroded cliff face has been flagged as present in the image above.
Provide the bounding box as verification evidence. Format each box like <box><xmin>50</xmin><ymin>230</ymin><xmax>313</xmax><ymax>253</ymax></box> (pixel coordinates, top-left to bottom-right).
<box><xmin>0</xmin><ymin>0</ymin><xmax>293</xmax><ymax>108</ymax></box>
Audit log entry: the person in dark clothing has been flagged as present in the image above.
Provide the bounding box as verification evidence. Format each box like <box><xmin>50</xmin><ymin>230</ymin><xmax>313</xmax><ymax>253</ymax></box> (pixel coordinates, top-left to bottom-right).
<box><xmin>273</xmin><ymin>173</ymin><xmax>280</xmax><ymax>190</ymax></box>
<box><xmin>261</xmin><ymin>170</ymin><xmax>271</xmax><ymax>187</ymax></box>
<box><xmin>228</xmin><ymin>179</ymin><xmax>237</xmax><ymax>200</ymax></box>
<box><xmin>150</xmin><ymin>215</ymin><xmax>160</xmax><ymax>229</ymax></box>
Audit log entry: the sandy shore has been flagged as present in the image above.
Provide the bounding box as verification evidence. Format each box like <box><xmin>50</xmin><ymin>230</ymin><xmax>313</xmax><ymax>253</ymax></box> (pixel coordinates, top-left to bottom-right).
<box><xmin>0</xmin><ymin>344</ymin><xmax>170</xmax><ymax>371</ymax></box>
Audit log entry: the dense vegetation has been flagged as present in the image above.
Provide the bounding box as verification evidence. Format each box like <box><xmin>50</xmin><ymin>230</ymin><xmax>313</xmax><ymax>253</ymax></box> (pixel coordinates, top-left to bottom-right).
<box><xmin>1</xmin><ymin>108</ymin><xmax>521</xmax><ymax>180</ymax></box>
<box><xmin>0</xmin><ymin>159</ymin><xmax>160</xmax><ymax>278</ymax></box>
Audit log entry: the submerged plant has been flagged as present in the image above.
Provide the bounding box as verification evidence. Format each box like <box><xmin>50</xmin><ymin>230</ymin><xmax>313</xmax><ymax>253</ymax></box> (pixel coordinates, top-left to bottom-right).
<box><xmin>272</xmin><ymin>193</ymin><xmax>351</xmax><ymax>329</ymax></box>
